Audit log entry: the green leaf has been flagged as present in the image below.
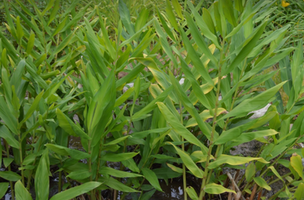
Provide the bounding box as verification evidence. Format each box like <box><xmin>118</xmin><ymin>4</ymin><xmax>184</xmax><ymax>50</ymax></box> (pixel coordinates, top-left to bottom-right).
<box><xmin>118</xmin><ymin>0</ymin><xmax>134</xmax><ymax>35</ymax></box>
<box><xmin>221</xmin><ymin>81</ymin><xmax>286</xmax><ymax>119</ymax></box>
<box><xmin>178</xmin><ymin>26</ymin><xmax>213</xmax><ymax>86</ymax></box>
<box><xmin>178</xmin><ymin>56</ymin><xmax>212</xmax><ymax>110</ymax></box>
<box><xmin>153</xmin><ymin>20</ymin><xmax>178</xmax><ymax>67</ymax></box>
<box><xmin>43</xmin><ymin>71</ymin><xmax>73</xmax><ymax>99</ymax></box>
<box><xmin>35</xmin><ymin>150</ymin><xmax>50</xmax><ymax>200</ymax></box>
<box><xmin>132</xmin><ymin>86</ymin><xmax>173</xmax><ymax>121</ymax></box>
<box><xmin>26</xmin><ymin>31</ymin><xmax>35</xmax><ymax>55</ymax></box>
<box><xmin>88</xmin><ymin>70</ymin><xmax>115</xmax><ymax>146</ymax></box>
<box><xmin>19</xmin><ymin>90</ymin><xmax>44</xmax><ymax>127</ymax></box>
<box><xmin>119</xmin><ymin>19</ymin><xmax>155</xmax><ymax>48</ymax></box>
<box><xmin>0</xmin><ymin>125</ymin><xmax>19</xmax><ymax>149</ymax></box>
<box><xmin>169</xmin><ymin>142</ymin><xmax>204</xmax><ymax>178</ymax></box>
<box><xmin>142</xmin><ymin>168</ymin><xmax>162</xmax><ymax>191</ymax></box>
<box><xmin>184</xmin><ymin>13</ymin><xmax>217</xmax><ymax>66</ymax></box>
<box><xmin>295</xmin><ymin>183</ymin><xmax>304</xmax><ymax>200</ymax></box>
<box><xmin>46</xmin><ymin>144</ymin><xmax>90</xmax><ymax>160</ymax></box>
<box><xmin>2</xmin><ymin>67</ymin><xmax>12</xmax><ymax>102</ymax></box>
<box><xmin>165</xmin><ymin>0</ymin><xmax>179</xmax><ymax>31</ymax></box>
<box><xmin>135</xmin><ymin>8</ymin><xmax>150</xmax><ymax>32</ymax></box>
<box><xmin>97</xmin><ymin>8</ymin><xmax>116</xmax><ymax>60</ymax></box>
<box><xmin>245</xmin><ymin>162</ymin><xmax>256</xmax><ymax>182</ymax></box>
<box><xmin>253</xmin><ymin>177</ymin><xmax>271</xmax><ymax>191</ymax></box>
<box><xmin>52</xmin><ymin>31</ymin><xmax>75</xmax><ymax>56</ymax></box>
<box><xmin>0</xmin><ymin>182</ymin><xmax>9</xmax><ymax>199</ymax></box>
<box><xmin>50</xmin><ymin>182</ymin><xmax>102</xmax><ymax>200</ymax></box>
<box><xmin>3</xmin><ymin>158</ymin><xmax>14</xmax><ymax>168</ymax></box>
<box><xmin>99</xmin><ymin>166</ymin><xmax>142</xmax><ymax>178</ymax></box>
<box><xmin>10</xmin><ymin>59</ymin><xmax>26</xmax><ymax>90</ymax></box>
<box><xmin>115</xmin><ymin>87</ymin><xmax>134</xmax><ymax>107</ymax></box>
<box><xmin>156</xmin><ymin>8</ymin><xmax>175</xmax><ymax>41</ymax></box>
<box><xmin>186</xmin><ymin>108</ymin><xmax>227</xmax><ymax>128</ymax></box>
<box><xmin>186</xmin><ymin>186</ymin><xmax>198</xmax><ymax>200</ymax></box>
<box><xmin>231</xmin><ymin>129</ymin><xmax>278</xmax><ymax>146</ymax></box>
<box><xmin>172</xmin><ymin>0</ymin><xmax>183</xmax><ymax>20</ymax></box>
<box><xmin>56</xmin><ymin>109</ymin><xmax>90</xmax><ymax>140</ymax></box>
<box><xmin>122</xmin><ymin>158</ymin><xmax>140</xmax><ymax>173</ymax></box>
<box><xmin>15</xmin><ymin>181</ymin><xmax>33</xmax><ymax>200</ymax></box>
<box><xmin>169</xmin><ymin>72</ymin><xmax>215</xmax><ymax>141</ymax></box>
<box><xmin>167</xmin><ymin>163</ymin><xmax>183</xmax><ymax>174</ymax></box>
<box><xmin>223</xmin><ymin>21</ymin><xmax>267</xmax><ymax>75</ymax></box>
<box><xmin>268</xmin><ymin>166</ymin><xmax>284</xmax><ymax>182</ymax></box>
<box><xmin>104</xmin><ymin>136</ymin><xmax>129</xmax><ymax>146</ymax></box>
<box><xmin>51</xmin><ymin>16</ymin><xmax>68</xmax><ymax>37</ymax></box>
<box><xmin>214</xmin><ymin>120</ymin><xmax>256</xmax><ymax>145</ymax></box>
<box><xmin>66</xmin><ymin>170</ymin><xmax>91</xmax><ymax>180</ymax></box>
<box><xmin>225</xmin><ymin>12</ymin><xmax>255</xmax><ymax>39</ymax></box>
<box><xmin>204</xmin><ymin>183</ymin><xmax>236</xmax><ymax>194</ymax></box>
<box><xmin>156</xmin><ymin>102</ymin><xmax>208</xmax><ymax>153</ymax></box>
<box><xmin>99</xmin><ymin>176</ymin><xmax>138</xmax><ymax>192</ymax></box>
<box><xmin>16</xmin><ymin>16</ymin><xmax>24</xmax><ymax>42</ymax></box>
<box><xmin>187</xmin><ymin>1</ymin><xmax>221</xmax><ymax>49</ymax></box>
<box><xmin>25</xmin><ymin>61</ymin><xmax>48</xmax><ymax>89</ymax></box>
<box><xmin>290</xmin><ymin>153</ymin><xmax>304</xmax><ymax>179</ymax></box>
<box><xmin>48</xmin><ymin>0</ymin><xmax>60</xmax><ymax>25</ymax></box>
<box><xmin>140</xmin><ymin>189</ymin><xmax>156</xmax><ymax>200</ymax></box>
<box><xmin>0</xmin><ymin>171</ymin><xmax>21</xmax><ymax>181</ymax></box>
<box><xmin>221</xmin><ymin>0</ymin><xmax>237</xmax><ymax>27</ymax></box>
<box><xmin>42</xmin><ymin>0</ymin><xmax>55</xmax><ymax>15</ymax></box>
<box><xmin>101</xmin><ymin>152</ymin><xmax>138</xmax><ymax>162</ymax></box>
<box><xmin>208</xmin><ymin>154</ymin><xmax>268</xmax><ymax>169</ymax></box>
<box><xmin>202</xmin><ymin>8</ymin><xmax>215</xmax><ymax>34</ymax></box>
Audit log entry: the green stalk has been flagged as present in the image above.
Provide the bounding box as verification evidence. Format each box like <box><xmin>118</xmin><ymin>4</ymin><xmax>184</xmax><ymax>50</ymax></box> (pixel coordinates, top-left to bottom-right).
<box><xmin>18</xmin><ymin>133</ymin><xmax>25</xmax><ymax>184</ymax></box>
<box><xmin>96</xmin><ymin>138</ymin><xmax>104</xmax><ymax>200</ymax></box>
<box><xmin>5</xmin><ymin>142</ymin><xmax>15</xmax><ymax>200</ymax></box>
<box><xmin>259</xmin><ymin>136</ymin><xmax>301</xmax><ymax>178</ymax></box>
<box><xmin>243</xmin><ymin>136</ymin><xmax>301</xmax><ymax>195</ymax></box>
<box><xmin>268</xmin><ymin>182</ymin><xmax>292</xmax><ymax>200</ymax></box>
<box><xmin>88</xmin><ymin>140</ymin><xmax>95</xmax><ymax>200</ymax></box>
<box><xmin>267</xmin><ymin>172</ymin><xmax>292</xmax><ymax>187</ymax></box>
<box><xmin>58</xmin><ymin>170</ymin><xmax>62</xmax><ymax>193</ymax></box>
<box><xmin>180</xmin><ymin>102</ymin><xmax>187</xmax><ymax>200</ymax></box>
<box><xmin>199</xmin><ymin>39</ymin><xmax>226</xmax><ymax>199</ymax></box>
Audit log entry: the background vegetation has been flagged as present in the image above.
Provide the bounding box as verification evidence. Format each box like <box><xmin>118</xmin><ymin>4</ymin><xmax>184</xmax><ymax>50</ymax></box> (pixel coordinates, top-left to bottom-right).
<box><xmin>0</xmin><ymin>0</ymin><xmax>303</xmax><ymax>199</ymax></box>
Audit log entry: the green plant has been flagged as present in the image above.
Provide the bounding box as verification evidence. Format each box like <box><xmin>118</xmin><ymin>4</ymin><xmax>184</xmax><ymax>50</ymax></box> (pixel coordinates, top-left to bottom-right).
<box><xmin>138</xmin><ymin>0</ymin><xmax>304</xmax><ymax>199</ymax></box>
<box><xmin>0</xmin><ymin>0</ymin><xmax>303</xmax><ymax>199</ymax></box>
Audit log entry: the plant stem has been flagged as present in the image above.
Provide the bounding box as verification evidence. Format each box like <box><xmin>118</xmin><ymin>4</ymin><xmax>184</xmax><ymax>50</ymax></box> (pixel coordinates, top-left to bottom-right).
<box><xmin>268</xmin><ymin>182</ymin><xmax>292</xmax><ymax>200</ymax></box>
<box><xmin>88</xmin><ymin>141</ymin><xmax>95</xmax><ymax>200</ymax></box>
<box><xmin>58</xmin><ymin>170</ymin><xmax>62</xmax><ymax>193</ymax></box>
<box><xmin>18</xmin><ymin>134</ymin><xmax>25</xmax><ymax>184</ymax></box>
<box><xmin>199</xmin><ymin>39</ymin><xmax>226</xmax><ymax>199</ymax></box>
<box><xmin>260</xmin><ymin>136</ymin><xmax>301</xmax><ymax>178</ymax></box>
<box><xmin>267</xmin><ymin>172</ymin><xmax>292</xmax><ymax>187</ymax></box>
<box><xmin>5</xmin><ymin>142</ymin><xmax>15</xmax><ymax>200</ymax></box>
<box><xmin>180</xmin><ymin>102</ymin><xmax>187</xmax><ymax>200</ymax></box>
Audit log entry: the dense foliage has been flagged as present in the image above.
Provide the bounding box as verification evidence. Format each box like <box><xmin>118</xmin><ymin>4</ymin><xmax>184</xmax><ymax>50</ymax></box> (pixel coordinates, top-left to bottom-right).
<box><xmin>0</xmin><ymin>0</ymin><xmax>304</xmax><ymax>199</ymax></box>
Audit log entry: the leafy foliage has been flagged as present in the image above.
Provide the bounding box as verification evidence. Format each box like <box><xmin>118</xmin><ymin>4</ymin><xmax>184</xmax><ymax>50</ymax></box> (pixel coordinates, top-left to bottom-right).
<box><xmin>0</xmin><ymin>0</ymin><xmax>303</xmax><ymax>199</ymax></box>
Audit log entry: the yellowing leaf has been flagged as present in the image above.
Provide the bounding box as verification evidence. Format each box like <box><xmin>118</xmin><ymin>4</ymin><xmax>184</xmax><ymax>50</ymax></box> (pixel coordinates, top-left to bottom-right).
<box><xmin>295</xmin><ymin>183</ymin><xmax>304</xmax><ymax>200</ymax></box>
<box><xmin>204</xmin><ymin>183</ymin><xmax>236</xmax><ymax>194</ymax></box>
<box><xmin>167</xmin><ymin>163</ymin><xmax>183</xmax><ymax>174</ymax></box>
<box><xmin>290</xmin><ymin>153</ymin><xmax>304</xmax><ymax>179</ymax></box>
<box><xmin>208</xmin><ymin>155</ymin><xmax>268</xmax><ymax>169</ymax></box>
<box><xmin>186</xmin><ymin>108</ymin><xmax>227</xmax><ymax>127</ymax></box>
<box><xmin>253</xmin><ymin>177</ymin><xmax>271</xmax><ymax>191</ymax></box>
<box><xmin>169</xmin><ymin>142</ymin><xmax>205</xmax><ymax>178</ymax></box>
<box><xmin>191</xmin><ymin>151</ymin><xmax>214</xmax><ymax>163</ymax></box>
<box><xmin>186</xmin><ymin>186</ymin><xmax>199</xmax><ymax>200</ymax></box>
